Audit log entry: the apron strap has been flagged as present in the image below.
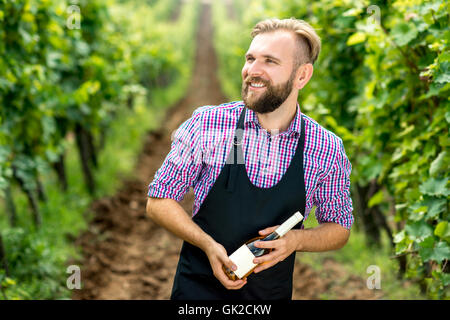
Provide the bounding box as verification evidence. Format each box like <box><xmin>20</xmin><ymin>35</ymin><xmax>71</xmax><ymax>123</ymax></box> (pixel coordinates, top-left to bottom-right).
<box><xmin>226</xmin><ymin>107</ymin><xmax>246</xmax><ymax>192</ymax></box>
<box><xmin>299</xmin><ymin>114</ymin><xmax>305</xmax><ymax>151</ymax></box>
<box><xmin>233</xmin><ymin>106</ymin><xmax>246</xmax><ymax>164</ymax></box>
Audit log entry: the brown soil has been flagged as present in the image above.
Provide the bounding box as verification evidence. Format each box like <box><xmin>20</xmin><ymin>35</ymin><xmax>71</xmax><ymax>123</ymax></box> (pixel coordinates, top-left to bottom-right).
<box><xmin>72</xmin><ymin>3</ymin><xmax>382</xmax><ymax>300</ymax></box>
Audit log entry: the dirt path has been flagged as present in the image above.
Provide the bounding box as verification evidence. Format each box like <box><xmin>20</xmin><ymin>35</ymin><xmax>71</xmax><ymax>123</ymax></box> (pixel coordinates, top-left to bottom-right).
<box><xmin>72</xmin><ymin>2</ymin><xmax>381</xmax><ymax>300</ymax></box>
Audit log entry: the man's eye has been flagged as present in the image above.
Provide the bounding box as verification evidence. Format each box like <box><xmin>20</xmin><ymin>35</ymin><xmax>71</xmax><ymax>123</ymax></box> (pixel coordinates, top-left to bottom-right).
<box><xmin>246</xmin><ymin>57</ymin><xmax>254</xmax><ymax>62</ymax></box>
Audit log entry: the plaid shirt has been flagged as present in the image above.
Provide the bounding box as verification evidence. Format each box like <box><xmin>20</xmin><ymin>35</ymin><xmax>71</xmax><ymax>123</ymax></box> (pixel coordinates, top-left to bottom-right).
<box><xmin>148</xmin><ymin>101</ymin><xmax>354</xmax><ymax>229</ymax></box>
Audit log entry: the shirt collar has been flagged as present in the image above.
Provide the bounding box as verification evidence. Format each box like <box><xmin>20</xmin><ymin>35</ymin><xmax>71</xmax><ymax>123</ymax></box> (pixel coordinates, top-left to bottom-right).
<box><xmin>242</xmin><ymin>102</ymin><xmax>302</xmax><ymax>137</ymax></box>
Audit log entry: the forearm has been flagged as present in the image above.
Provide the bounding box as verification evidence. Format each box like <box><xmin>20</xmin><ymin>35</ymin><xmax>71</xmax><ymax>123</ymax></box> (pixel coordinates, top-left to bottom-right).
<box><xmin>146</xmin><ymin>197</ymin><xmax>214</xmax><ymax>252</ymax></box>
<box><xmin>292</xmin><ymin>222</ymin><xmax>350</xmax><ymax>252</ymax></box>
<box><xmin>147</xmin><ymin>197</ymin><xmax>247</xmax><ymax>289</ymax></box>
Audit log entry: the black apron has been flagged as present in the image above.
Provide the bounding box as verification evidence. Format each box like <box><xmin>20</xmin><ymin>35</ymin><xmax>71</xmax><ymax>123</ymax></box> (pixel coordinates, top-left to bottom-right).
<box><xmin>171</xmin><ymin>105</ymin><xmax>306</xmax><ymax>300</ymax></box>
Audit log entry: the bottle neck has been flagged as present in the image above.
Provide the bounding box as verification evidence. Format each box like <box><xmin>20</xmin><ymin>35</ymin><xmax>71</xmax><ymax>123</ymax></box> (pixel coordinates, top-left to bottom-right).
<box><xmin>274</xmin><ymin>211</ymin><xmax>304</xmax><ymax>237</ymax></box>
<box><xmin>263</xmin><ymin>231</ymin><xmax>280</xmax><ymax>241</ymax></box>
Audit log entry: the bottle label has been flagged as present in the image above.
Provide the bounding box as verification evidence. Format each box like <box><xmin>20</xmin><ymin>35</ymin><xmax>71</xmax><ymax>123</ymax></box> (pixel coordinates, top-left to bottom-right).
<box><xmin>228</xmin><ymin>244</ymin><xmax>257</xmax><ymax>279</ymax></box>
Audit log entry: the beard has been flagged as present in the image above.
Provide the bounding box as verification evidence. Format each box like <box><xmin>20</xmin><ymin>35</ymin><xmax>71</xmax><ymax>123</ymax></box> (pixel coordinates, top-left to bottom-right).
<box><xmin>241</xmin><ymin>71</ymin><xmax>296</xmax><ymax>114</ymax></box>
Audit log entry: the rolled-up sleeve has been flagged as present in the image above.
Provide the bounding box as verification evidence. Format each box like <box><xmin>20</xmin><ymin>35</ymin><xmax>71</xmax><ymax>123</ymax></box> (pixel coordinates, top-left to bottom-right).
<box><xmin>313</xmin><ymin>139</ymin><xmax>354</xmax><ymax>230</ymax></box>
<box><xmin>148</xmin><ymin>109</ymin><xmax>204</xmax><ymax>201</ymax></box>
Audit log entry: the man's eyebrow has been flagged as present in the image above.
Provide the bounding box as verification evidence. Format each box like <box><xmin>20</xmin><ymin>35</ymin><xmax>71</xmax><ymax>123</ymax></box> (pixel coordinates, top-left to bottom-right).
<box><xmin>245</xmin><ymin>53</ymin><xmax>281</xmax><ymax>62</ymax></box>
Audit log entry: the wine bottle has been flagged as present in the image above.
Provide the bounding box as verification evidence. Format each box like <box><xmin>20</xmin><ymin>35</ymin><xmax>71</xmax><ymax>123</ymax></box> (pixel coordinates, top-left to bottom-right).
<box><xmin>223</xmin><ymin>211</ymin><xmax>304</xmax><ymax>280</ymax></box>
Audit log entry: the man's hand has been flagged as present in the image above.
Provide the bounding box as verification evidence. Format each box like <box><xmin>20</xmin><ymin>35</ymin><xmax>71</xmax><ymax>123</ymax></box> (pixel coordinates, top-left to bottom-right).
<box><xmin>204</xmin><ymin>240</ymin><xmax>248</xmax><ymax>290</ymax></box>
<box><xmin>252</xmin><ymin>225</ymin><xmax>298</xmax><ymax>274</ymax></box>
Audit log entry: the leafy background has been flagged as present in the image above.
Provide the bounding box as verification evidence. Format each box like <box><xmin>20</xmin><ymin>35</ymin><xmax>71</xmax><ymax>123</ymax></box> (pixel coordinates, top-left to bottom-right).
<box><xmin>212</xmin><ymin>0</ymin><xmax>449</xmax><ymax>299</ymax></box>
<box><xmin>0</xmin><ymin>0</ymin><xmax>198</xmax><ymax>299</ymax></box>
<box><xmin>0</xmin><ymin>0</ymin><xmax>448</xmax><ymax>299</ymax></box>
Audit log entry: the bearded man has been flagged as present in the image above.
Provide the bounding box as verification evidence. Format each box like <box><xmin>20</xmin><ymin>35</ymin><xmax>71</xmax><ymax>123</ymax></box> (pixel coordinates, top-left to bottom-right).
<box><xmin>147</xmin><ymin>18</ymin><xmax>354</xmax><ymax>300</ymax></box>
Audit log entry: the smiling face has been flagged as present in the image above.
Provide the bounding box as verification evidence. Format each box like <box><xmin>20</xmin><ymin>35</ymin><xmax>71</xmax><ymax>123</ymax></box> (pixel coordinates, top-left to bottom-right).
<box><xmin>241</xmin><ymin>30</ymin><xmax>299</xmax><ymax>114</ymax></box>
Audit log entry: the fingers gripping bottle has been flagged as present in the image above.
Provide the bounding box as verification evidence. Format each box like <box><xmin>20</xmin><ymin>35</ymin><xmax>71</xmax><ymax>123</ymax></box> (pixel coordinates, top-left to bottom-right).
<box><xmin>223</xmin><ymin>211</ymin><xmax>304</xmax><ymax>280</ymax></box>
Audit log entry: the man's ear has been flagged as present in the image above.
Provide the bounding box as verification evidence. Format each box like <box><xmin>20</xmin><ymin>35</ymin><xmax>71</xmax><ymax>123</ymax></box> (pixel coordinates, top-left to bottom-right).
<box><xmin>295</xmin><ymin>63</ymin><xmax>314</xmax><ymax>90</ymax></box>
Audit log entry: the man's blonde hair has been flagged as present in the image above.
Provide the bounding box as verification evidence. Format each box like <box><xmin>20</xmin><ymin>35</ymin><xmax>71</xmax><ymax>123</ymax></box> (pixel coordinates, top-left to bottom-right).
<box><xmin>251</xmin><ymin>18</ymin><xmax>321</xmax><ymax>67</ymax></box>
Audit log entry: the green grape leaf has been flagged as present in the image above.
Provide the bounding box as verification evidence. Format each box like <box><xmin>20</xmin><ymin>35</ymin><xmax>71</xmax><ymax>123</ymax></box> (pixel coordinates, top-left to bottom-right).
<box><xmin>419</xmin><ymin>178</ymin><xmax>449</xmax><ymax>197</ymax></box>
<box><xmin>418</xmin><ymin>0</ymin><xmax>444</xmax><ymax>15</ymax></box>
<box><xmin>434</xmin><ymin>221</ymin><xmax>450</xmax><ymax>240</ymax></box>
<box><xmin>419</xmin><ymin>242</ymin><xmax>450</xmax><ymax>263</ymax></box>
<box><xmin>434</xmin><ymin>61</ymin><xmax>450</xmax><ymax>84</ymax></box>
<box><xmin>347</xmin><ymin>32</ymin><xmax>366</xmax><ymax>46</ymax></box>
<box><xmin>429</xmin><ymin>151</ymin><xmax>448</xmax><ymax>176</ymax></box>
<box><xmin>438</xmin><ymin>272</ymin><xmax>450</xmax><ymax>286</ymax></box>
<box><xmin>405</xmin><ymin>221</ymin><xmax>434</xmax><ymax>241</ymax></box>
<box><xmin>420</xmin><ymin>236</ymin><xmax>436</xmax><ymax>249</ymax></box>
<box><xmin>393</xmin><ymin>230</ymin><xmax>406</xmax><ymax>244</ymax></box>
<box><xmin>421</xmin><ymin>197</ymin><xmax>447</xmax><ymax>219</ymax></box>
<box><xmin>368</xmin><ymin>190</ymin><xmax>384</xmax><ymax>208</ymax></box>
<box><xmin>391</xmin><ymin>23</ymin><xmax>418</xmax><ymax>46</ymax></box>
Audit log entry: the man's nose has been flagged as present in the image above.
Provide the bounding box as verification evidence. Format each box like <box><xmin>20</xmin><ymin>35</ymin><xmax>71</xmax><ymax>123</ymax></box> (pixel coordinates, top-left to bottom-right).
<box><xmin>247</xmin><ymin>60</ymin><xmax>264</xmax><ymax>77</ymax></box>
